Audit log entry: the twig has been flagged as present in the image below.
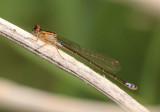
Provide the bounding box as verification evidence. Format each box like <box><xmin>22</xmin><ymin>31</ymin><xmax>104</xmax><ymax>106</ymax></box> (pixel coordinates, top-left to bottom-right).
<box><xmin>0</xmin><ymin>78</ymin><xmax>125</xmax><ymax>112</ymax></box>
<box><xmin>112</xmin><ymin>0</ymin><xmax>160</xmax><ymax>17</ymax></box>
<box><xmin>0</xmin><ymin>18</ymin><xmax>149</xmax><ymax>112</ymax></box>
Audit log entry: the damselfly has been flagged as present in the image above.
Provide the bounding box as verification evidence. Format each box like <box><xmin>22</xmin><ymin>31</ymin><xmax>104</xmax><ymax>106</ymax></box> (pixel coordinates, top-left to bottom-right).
<box><xmin>32</xmin><ymin>25</ymin><xmax>137</xmax><ymax>90</ymax></box>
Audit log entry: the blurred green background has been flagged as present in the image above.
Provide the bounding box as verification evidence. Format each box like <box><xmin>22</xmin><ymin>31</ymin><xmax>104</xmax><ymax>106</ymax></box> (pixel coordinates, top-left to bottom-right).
<box><xmin>0</xmin><ymin>0</ymin><xmax>160</xmax><ymax>109</ymax></box>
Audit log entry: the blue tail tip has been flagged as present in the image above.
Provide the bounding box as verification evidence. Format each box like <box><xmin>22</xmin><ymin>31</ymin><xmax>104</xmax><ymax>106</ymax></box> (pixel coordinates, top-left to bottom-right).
<box><xmin>125</xmin><ymin>82</ymin><xmax>138</xmax><ymax>90</ymax></box>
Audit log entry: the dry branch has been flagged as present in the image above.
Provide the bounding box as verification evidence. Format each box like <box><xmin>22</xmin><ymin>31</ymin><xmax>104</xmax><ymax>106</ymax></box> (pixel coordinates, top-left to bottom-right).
<box><xmin>0</xmin><ymin>78</ymin><xmax>126</xmax><ymax>112</ymax></box>
<box><xmin>0</xmin><ymin>18</ymin><xmax>149</xmax><ymax>112</ymax></box>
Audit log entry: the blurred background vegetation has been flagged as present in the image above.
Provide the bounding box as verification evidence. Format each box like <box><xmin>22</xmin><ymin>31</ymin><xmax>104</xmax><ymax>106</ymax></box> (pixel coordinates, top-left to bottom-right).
<box><xmin>0</xmin><ymin>0</ymin><xmax>160</xmax><ymax>110</ymax></box>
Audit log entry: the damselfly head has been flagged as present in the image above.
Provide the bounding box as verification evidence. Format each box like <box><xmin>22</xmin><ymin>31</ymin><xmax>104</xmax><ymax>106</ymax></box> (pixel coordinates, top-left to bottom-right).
<box><xmin>32</xmin><ymin>25</ymin><xmax>40</xmax><ymax>35</ymax></box>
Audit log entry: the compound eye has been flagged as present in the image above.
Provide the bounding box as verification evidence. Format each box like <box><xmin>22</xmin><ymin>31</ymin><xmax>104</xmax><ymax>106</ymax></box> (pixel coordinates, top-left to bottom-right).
<box><xmin>32</xmin><ymin>25</ymin><xmax>40</xmax><ymax>35</ymax></box>
<box><xmin>33</xmin><ymin>25</ymin><xmax>40</xmax><ymax>31</ymax></box>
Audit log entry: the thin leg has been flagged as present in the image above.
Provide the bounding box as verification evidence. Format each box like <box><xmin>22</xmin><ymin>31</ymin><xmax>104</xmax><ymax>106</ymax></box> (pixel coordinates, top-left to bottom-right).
<box><xmin>37</xmin><ymin>43</ymin><xmax>48</xmax><ymax>49</ymax></box>
<box><xmin>55</xmin><ymin>45</ymin><xmax>63</xmax><ymax>58</ymax></box>
<box><xmin>35</xmin><ymin>37</ymin><xmax>63</xmax><ymax>58</ymax></box>
<box><xmin>36</xmin><ymin>35</ymin><xmax>38</xmax><ymax>42</ymax></box>
<box><xmin>51</xmin><ymin>42</ymin><xmax>63</xmax><ymax>58</ymax></box>
<box><xmin>37</xmin><ymin>38</ymin><xmax>48</xmax><ymax>49</ymax></box>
